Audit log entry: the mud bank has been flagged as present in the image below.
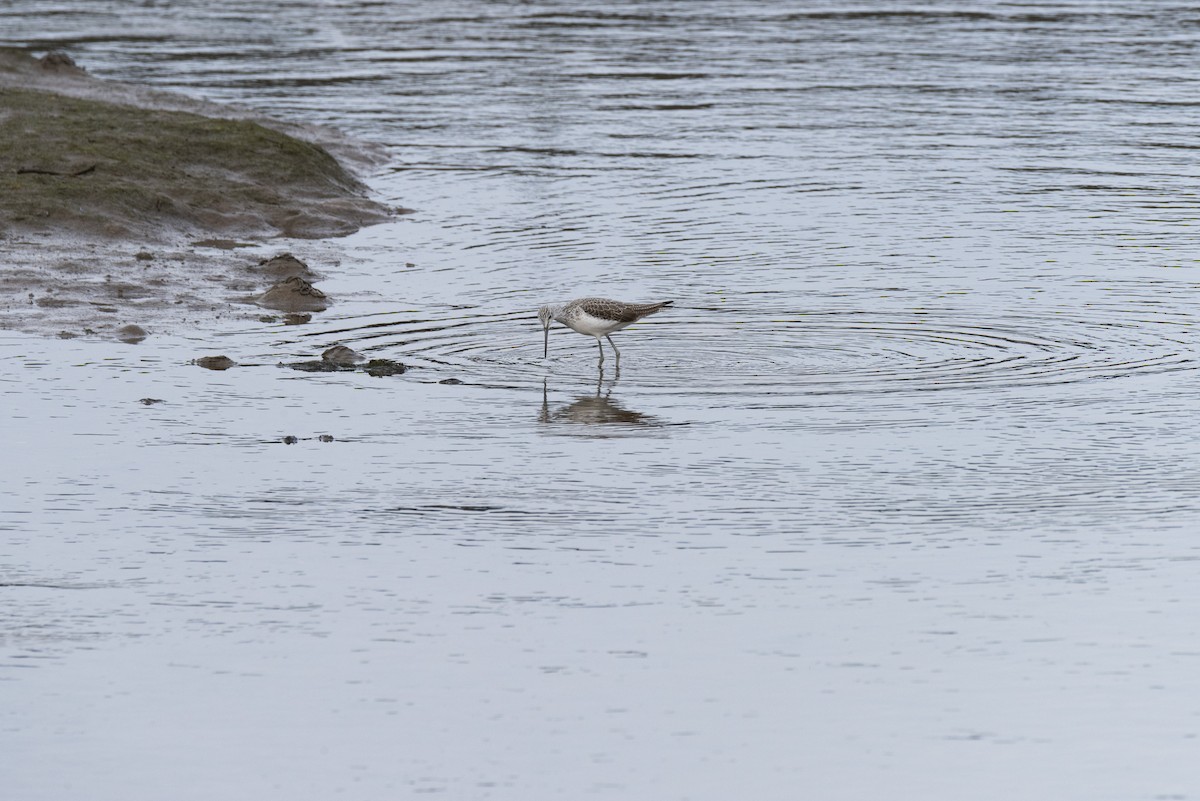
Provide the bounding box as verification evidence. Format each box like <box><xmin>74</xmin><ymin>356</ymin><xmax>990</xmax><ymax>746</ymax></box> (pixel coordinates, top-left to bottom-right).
<box><xmin>0</xmin><ymin>49</ymin><xmax>395</xmax><ymax>338</ymax></box>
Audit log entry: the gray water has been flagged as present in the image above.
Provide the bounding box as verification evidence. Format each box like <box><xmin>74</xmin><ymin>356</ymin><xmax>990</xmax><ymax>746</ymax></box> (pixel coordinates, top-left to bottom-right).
<box><xmin>4</xmin><ymin>3</ymin><xmax>1200</xmax><ymax>799</ymax></box>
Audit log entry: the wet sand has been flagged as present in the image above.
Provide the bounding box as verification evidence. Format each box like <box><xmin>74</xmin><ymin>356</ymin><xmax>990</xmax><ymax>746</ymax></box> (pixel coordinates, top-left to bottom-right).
<box><xmin>0</xmin><ymin>49</ymin><xmax>392</xmax><ymax>338</ymax></box>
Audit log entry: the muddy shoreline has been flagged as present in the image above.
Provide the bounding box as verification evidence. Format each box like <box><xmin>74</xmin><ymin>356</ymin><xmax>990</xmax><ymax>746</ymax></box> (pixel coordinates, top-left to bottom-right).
<box><xmin>0</xmin><ymin>49</ymin><xmax>396</xmax><ymax>339</ymax></box>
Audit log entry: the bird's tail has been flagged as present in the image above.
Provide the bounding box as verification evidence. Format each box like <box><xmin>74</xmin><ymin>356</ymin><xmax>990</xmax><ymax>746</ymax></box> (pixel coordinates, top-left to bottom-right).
<box><xmin>640</xmin><ymin>300</ymin><xmax>673</xmax><ymax>317</ymax></box>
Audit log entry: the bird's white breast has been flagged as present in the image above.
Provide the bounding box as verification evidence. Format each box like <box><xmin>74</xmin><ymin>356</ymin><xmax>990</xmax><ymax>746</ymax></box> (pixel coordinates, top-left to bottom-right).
<box><xmin>562</xmin><ymin>310</ymin><xmax>630</xmax><ymax>337</ymax></box>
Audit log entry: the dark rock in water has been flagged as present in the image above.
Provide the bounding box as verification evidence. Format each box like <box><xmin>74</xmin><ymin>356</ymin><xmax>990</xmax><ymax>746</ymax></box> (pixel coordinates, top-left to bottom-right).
<box><xmin>134</xmin><ymin>251</ymin><xmax>154</xmax><ymax>261</ymax></box>
<box><xmin>282</xmin><ymin>435</ymin><xmax>299</xmax><ymax>445</ymax></box>
<box><xmin>258</xmin><ymin>315</ymin><xmax>278</xmax><ymax>323</ymax></box>
<box><xmin>438</xmin><ymin>378</ymin><xmax>463</xmax><ymax>385</ymax></box>
<box><xmin>139</xmin><ymin>398</ymin><xmax>165</xmax><ymax>405</ymax></box>
<box><xmin>322</xmin><ymin>344</ymin><xmax>366</xmax><ymax>366</ymax></box>
<box><xmin>363</xmin><ymin>359</ymin><xmax>406</xmax><ymax>377</ymax></box>
<box><xmin>39</xmin><ymin>52</ymin><xmax>84</xmax><ymax>73</ymax></box>
<box><xmin>257</xmin><ymin>253</ymin><xmax>316</xmax><ymax>280</ymax></box>
<box><xmin>256</xmin><ymin>276</ymin><xmax>328</xmax><ymax>312</ymax></box>
<box><xmin>281</xmin><ymin>353</ymin><xmax>404</xmax><ymax>376</ymax></box>
<box><xmin>283</xmin><ymin>313</ymin><xmax>312</xmax><ymax>325</ymax></box>
<box><xmin>318</xmin><ymin>434</ymin><xmax>335</xmax><ymax>442</ymax></box>
<box><xmin>56</xmin><ymin>330</ymin><xmax>77</xmax><ymax>339</ymax></box>
<box><xmin>116</xmin><ymin>323</ymin><xmax>148</xmax><ymax>343</ymax></box>
<box><xmin>195</xmin><ymin>355</ymin><xmax>236</xmax><ymax>371</ymax></box>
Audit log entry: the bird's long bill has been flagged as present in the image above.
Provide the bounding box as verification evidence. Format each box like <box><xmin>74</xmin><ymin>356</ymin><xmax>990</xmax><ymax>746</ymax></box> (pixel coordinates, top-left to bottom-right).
<box><xmin>543</xmin><ymin>327</ymin><xmax>549</xmax><ymax>358</ymax></box>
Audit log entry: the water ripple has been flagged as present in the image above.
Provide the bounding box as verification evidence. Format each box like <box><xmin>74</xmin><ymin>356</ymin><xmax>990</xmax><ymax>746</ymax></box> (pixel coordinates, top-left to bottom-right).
<box><xmin>288</xmin><ymin>300</ymin><xmax>1196</xmax><ymax>400</ymax></box>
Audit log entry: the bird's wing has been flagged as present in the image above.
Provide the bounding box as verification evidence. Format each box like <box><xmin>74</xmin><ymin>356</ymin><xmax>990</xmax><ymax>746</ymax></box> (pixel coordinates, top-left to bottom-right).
<box><xmin>575</xmin><ymin>298</ymin><xmax>672</xmax><ymax>323</ymax></box>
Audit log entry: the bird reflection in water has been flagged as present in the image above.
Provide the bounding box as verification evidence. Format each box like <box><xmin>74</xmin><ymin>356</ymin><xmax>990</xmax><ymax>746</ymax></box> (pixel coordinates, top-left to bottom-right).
<box><xmin>539</xmin><ymin>367</ymin><xmax>656</xmax><ymax>428</ymax></box>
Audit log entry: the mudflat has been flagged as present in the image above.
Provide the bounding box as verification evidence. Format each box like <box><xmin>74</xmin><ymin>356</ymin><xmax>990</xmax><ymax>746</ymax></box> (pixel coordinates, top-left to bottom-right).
<box><xmin>0</xmin><ymin>49</ymin><xmax>394</xmax><ymax>338</ymax></box>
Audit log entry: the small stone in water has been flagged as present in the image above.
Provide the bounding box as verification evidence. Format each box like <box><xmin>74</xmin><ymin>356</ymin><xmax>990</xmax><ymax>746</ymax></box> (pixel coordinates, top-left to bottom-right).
<box><xmin>282</xmin><ymin>435</ymin><xmax>299</xmax><ymax>445</ymax></box>
<box><xmin>116</xmin><ymin>324</ymin><xmax>148</xmax><ymax>343</ymax></box>
<box><xmin>318</xmin><ymin>434</ymin><xmax>334</xmax><ymax>442</ymax></box>
<box><xmin>363</xmin><ymin>359</ymin><xmax>406</xmax><ymax>377</ymax></box>
<box><xmin>195</xmin><ymin>355</ymin><xmax>236</xmax><ymax>370</ymax></box>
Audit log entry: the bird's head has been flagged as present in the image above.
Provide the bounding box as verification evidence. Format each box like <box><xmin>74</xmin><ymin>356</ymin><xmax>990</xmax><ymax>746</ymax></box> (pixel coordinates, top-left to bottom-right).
<box><xmin>538</xmin><ymin>305</ymin><xmax>557</xmax><ymax>358</ymax></box>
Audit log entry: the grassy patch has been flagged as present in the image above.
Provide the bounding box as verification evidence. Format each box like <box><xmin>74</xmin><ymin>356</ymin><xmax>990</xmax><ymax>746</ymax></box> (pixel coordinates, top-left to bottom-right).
<box><xmin>0</xmin><ymin>87</ymin><xmax>387</xmax><ymax>240</ymax></box>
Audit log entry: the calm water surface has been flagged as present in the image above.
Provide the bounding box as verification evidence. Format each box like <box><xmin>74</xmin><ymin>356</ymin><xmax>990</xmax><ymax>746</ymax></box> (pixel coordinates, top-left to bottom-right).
<box><xmin>3</xmin><ymin>3</ymin><xmax>1200</xmax><ymax>799</ymax></box>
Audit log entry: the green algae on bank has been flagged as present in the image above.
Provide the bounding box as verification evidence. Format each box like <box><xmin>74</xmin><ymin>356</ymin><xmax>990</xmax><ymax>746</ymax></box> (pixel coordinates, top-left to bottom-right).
<box><xmin>0</xmin><ymin>85</ymin><xmax>390</xmax><ymax>241</ymax></box>
<box><xmin>0</xmin><ymin>50</ymin><xmax>395</xmax><ymax>338</ymax></box>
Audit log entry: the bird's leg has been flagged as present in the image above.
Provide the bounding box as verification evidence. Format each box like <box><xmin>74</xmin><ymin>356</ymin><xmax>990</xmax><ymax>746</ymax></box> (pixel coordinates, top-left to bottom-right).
<box><xmin>606</xmin><ymin>335</ymin><xmax>621</xmax><ymax>364</ymax></box>
<box><xmin>595</xmin><ymin>337</ymin><xmax>605</xmax><ymax>364</ymax></box>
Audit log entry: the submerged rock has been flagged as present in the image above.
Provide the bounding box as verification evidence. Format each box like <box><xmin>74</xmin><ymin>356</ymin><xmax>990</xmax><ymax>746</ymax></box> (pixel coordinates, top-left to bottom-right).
<box><xmin>139</xmin><ymin>398</ymin><xmax>165</xmax><ymax>405</ymax></box>
<box><xmin>38</xmin><ymin>52</ymin><xmax>85</xmax><ymax>74</ymax></box>
<box><xmin>256</xmin><ymin>276</ymin><xmax>328</xmax><ymax>312</ymax></box>
<box><xmin>194</xmin><ymin>355</ymin><xmax>237</xmax><ymax>371</ymax></box>
<box><xmin>283</xmin><ymin>359</ymin><xmax>354</xmax><ymax>373</ymax></box>
<box><xmin>278</xmin><ymin>434</ymin><xmax>334</xmax><ymax>444</ymax></box>
<box><xmin>438</xmin><ymin>377</ymin><xmax>463</xmax><ymax>385</ymax></box>
<box><xmin>281</xmin><ymin>354</ymin><xmax>404</xmax><ymax>377</ymax></box>
<box><xmin>363</xmin><ymin>359</ymin><xmax>406</xmax><ymax>377</ymax></box>
<box><xmin>258</xmin><ymin>313</ymin><xmax>312</xmax><ymax>325</ymax></box>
